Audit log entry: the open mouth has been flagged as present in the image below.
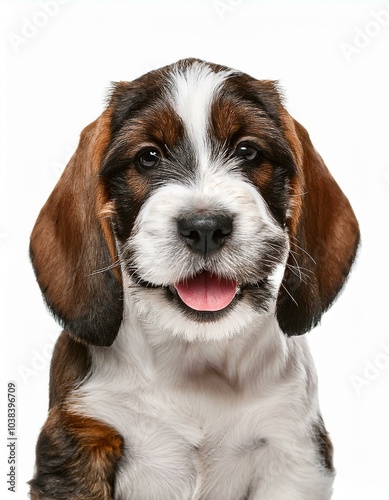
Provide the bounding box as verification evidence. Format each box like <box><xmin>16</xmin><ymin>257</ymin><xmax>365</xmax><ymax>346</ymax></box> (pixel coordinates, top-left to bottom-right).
<box><xmin>132</xmin><ymin>269</ymin><xmax>267</xmax><ymax>315</ymax></box>
<box><xmin>174</xmin><ymin>272</ymin><xmax>238</xmax><ymax>312</ymax></box>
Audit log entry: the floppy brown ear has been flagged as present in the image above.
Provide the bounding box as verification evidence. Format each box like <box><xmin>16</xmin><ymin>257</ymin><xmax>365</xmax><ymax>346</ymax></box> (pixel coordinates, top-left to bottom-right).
<box><xmin>276</xmin><ymin>115</ymin><xmax>360</xmax><ymax>335</ymax></box>
<box><xmin>30</xmin><ymin>111</ymin><xmax>123</xmax><ymax>346</ymax></box>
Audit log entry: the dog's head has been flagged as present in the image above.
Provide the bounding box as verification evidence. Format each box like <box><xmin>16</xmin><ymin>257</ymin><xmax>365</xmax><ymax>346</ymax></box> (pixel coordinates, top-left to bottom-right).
<box><xmin>30</xmin><ymin>59</ymin><xmax>359</xmax><ymax>345</ymax></box>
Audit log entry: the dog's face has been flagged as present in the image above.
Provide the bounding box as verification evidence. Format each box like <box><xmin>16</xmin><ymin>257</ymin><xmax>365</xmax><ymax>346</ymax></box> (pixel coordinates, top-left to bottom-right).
<box><xmin>103</xmin><ymin>61</ymin><xmax>294</xmax><ymax>341</ymax></box>
<box><xmin>30</xmin><ymin>59</ymin><xmax>360</xmax><ymax>346</ymax></box>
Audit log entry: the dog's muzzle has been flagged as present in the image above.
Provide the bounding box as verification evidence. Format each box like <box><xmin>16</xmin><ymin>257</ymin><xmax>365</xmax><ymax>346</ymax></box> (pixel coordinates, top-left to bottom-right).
<box><xmin>174</xmin><ymin>212</ymin><xmax>238</xmax><ymax>312</ymax></box>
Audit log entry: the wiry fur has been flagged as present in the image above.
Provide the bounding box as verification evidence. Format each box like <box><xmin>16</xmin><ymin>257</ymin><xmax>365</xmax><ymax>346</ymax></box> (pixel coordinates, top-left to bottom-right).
<box><xmin>30</xmin><ymin>59</ymin><xmax>360</xmax><ymax>499</ymax></box>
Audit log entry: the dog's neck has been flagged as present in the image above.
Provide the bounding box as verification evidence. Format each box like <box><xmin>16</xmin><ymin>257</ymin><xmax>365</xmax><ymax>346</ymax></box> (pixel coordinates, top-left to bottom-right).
<box><xmin>92</xmin><ymin>289</ymin><xmax>313</xmax><ymax>398</ymax></box>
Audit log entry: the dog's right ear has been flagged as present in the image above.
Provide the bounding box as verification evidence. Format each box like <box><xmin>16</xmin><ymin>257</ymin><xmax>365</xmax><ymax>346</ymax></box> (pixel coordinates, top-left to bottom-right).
<box><xmin>30</xmin><ymin>111</ymin><xmax>123</xmax><ymax>347</ymax></box>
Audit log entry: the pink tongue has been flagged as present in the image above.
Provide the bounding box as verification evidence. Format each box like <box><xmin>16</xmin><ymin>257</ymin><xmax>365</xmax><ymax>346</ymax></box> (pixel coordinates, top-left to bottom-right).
<box><xmin>174</xmin><ymin>272</ymin><xmax>237</xmax><ymax>312</ymax></box>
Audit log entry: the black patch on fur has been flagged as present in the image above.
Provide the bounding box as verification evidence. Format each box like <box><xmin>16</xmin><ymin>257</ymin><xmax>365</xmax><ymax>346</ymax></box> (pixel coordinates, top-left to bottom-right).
<box><xmin>109</xmin><ymin>66</ymin><xmax>170</xmax><ymax>136</ymax></box>
<box><xmin>241</xmin><ymin>480</ymin><xmax>258</xmax><ymax>500</ymax></box>
<box><xmin>29</xmin><ymin>411</ymin><xmax>123</xmax><ymax>499</ymax></box>
<box><xmin>312</xmin><ymin>415</ymin><xmax>334</xmax><ymax>473</ymax></box>
<box><xmin>30</xmin><ymin>425</ymin><xmax>90</xmax><ymax>497</ymax></box>
<box><xmin>242</xmin><ymin>437</ymin><xmax>267</xmax><ymax>454</ymax></box>
<box><xmin>106</xmin><ymin>170</ymin><xmax>143</xmax><ymax>243</ymax></box>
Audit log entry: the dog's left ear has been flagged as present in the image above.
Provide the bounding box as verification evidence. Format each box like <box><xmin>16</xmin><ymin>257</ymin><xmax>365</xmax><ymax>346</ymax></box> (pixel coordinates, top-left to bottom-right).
<box><xmin>276</xmin><ymin>114</ymin><xmax>360</xmax><ymax>335</ymax></box>
<box><xmin>30</xmin><ymin>110</ymin><xmax>123</xmax><ymax>346</ymax></box>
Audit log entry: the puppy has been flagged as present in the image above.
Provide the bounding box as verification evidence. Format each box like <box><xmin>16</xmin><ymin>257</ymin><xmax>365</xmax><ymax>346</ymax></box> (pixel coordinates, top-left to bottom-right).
<box><xmin>29</xmin><ymin>58</ymin><xmax>359</xmax><ymax>499</ymax></box>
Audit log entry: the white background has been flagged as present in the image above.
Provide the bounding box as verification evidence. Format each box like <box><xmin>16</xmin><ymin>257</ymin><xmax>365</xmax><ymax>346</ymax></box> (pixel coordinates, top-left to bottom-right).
<box><xmin>1</xmin><ymin>1</ymin><xmax>388</xmax><ymax>498</ymax></box>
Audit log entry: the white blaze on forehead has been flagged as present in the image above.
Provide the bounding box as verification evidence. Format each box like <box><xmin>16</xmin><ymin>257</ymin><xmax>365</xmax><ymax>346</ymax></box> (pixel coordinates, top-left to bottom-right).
<box><xmin>167</xmin><ymin>62</ymin><xmax>236</xmax><ymax>166</ymax></box>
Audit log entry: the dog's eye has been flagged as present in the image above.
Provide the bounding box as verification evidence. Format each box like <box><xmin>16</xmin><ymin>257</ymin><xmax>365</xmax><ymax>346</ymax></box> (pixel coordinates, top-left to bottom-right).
<box><xmin>136</xmin><ymin>148</ymin><xmax>161</xmax><ymax>170</ymax></box>
<box><xmin>235</xmin><ymin>142</ymin><xmax>261</xmax><ymax>162</ymax></box>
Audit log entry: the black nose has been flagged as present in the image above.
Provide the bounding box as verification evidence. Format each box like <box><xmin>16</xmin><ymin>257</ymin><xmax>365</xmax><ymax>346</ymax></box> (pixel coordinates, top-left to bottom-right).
<box><xmin>177</xmin><ymin>213</ymin><xmax>233</xmax><ymax>256</ymax></box>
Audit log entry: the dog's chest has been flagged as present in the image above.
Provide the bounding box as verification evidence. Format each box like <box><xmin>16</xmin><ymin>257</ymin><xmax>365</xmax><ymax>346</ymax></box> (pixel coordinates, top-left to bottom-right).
<box><xmin>74</xmin><ymin>355</ymin><xmax>295</xmax><ymax>499</ymax></box>
<box><xmin>117</xmin><ymin>388</ymin><xmax>247</xmax><ymax>496</ymax></box>
<box><xmin>97</xmin><ymin>375</ymin><xmax>272</xmax><ymax>499</ymax></box>
<box><xmin>72</xmin><ymin>324</ymin><xmax>321</xmax><ymax>499</ymax></box>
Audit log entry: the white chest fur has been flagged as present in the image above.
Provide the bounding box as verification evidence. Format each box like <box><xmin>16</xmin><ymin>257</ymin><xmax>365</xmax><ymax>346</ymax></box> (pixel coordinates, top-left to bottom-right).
<box><xmin>71</xmin><ymin>310</ymin><xmax>333</xmax><ymax>500</ymax></box>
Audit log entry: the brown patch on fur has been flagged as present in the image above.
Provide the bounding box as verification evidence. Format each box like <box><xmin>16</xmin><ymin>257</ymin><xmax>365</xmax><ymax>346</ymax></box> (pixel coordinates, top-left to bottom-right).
<box><xmin>276</xmin><ymin>109</ymin><xmax>360</xmax><ymax>335</ymax></box>
<box><xmin>49</xmin><ymin>332</ymin><xmax>91</xmax><ymax>408</ymax></box>
<box><xmin>249</xmin><ymin>161</ymin><xmax>274</xmax><ymax>192</ymax></box>
<box><xmin>30</xmin><ymin>109</ymin><xmax>123</xmax><ymax>346</ymax></box>
<box><xmin>145</xmin><ymin>104</ymin><xmax>185</xmax><ymax>147</ymax></box>
<box><xmin>97</xmin><ymin>188</ymin><xmax>121</xmax><ymax>283</ymax></box>
<box><xmin>30</xmin><ymin>407</ymin><xmax>123</xmax><ymax>499</ymax></box>
<box><xmin>211</xmin><ymin>97</ymin><xmax>248</xmax><ymax>142</ymax></box>
<box><xmin>94</xmin><ymin>112</ymin><xmax>122</xmax><ymax>283</ymax></box>
<box><xmin>30</xmin><ymin>117</ymin><xmax>102</xmax><ymax>315</ymax></box>
<box><xmin>116</xmin><ymin>103</ymin><xmax>185</xmax><ymax>157</ymax></box>
<box><xmin>278</xmin><ymin>109</ymin><xmax>305</xmax><ymax>237</ymax></box>
<box><xmin>211</xmin><ymin>94</ymin><xmax>276</xmax><ymax>150</ymax></box>
<box><xmin>127</xmin><ymin>167</ymin><xmax>150</xmax><ymax>204</ymax></box>
<box><xmin>293</xmin><ymin>118</ymin><xmax>360</xmax><ymax>299</ymax></box>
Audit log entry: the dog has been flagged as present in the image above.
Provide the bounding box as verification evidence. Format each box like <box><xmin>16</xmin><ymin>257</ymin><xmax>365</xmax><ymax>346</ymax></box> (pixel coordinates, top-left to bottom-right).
<box><xmin>29</xmin><ymin>58</ymin><xmax>359</xmax><ymax>499</ymax></box>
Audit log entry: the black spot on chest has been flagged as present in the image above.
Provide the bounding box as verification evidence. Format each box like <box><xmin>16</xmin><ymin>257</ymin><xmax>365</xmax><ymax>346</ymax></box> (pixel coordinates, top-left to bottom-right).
<box><xmin>312</xmin><ymin>415</ymin><xmax>334</xmax><ymax>472</ymax></box>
